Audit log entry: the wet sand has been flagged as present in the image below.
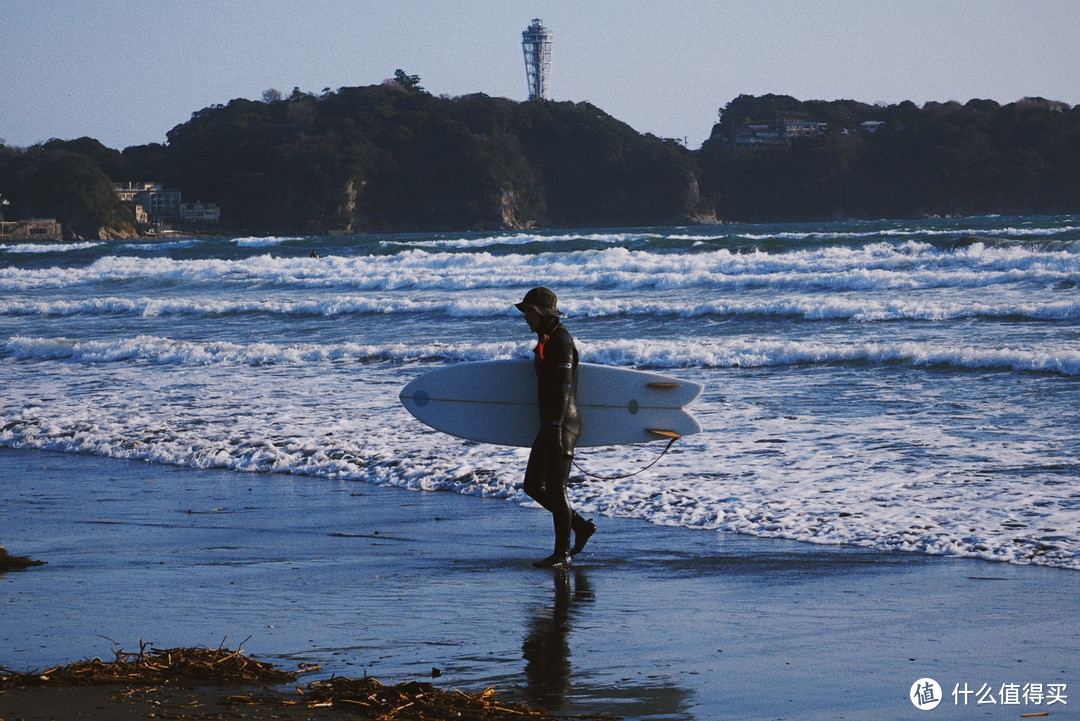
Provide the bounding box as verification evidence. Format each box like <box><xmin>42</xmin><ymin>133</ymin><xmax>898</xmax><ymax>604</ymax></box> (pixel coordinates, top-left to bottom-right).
<box><xmin>1</xmin><ymin>447</ymin><xmax>1077</xmax><ymax>720</ymax></box>
<box><xmin>0</xmin><ymin>684</ymin><xmax>366</xmax><ymax>721</ymax></box>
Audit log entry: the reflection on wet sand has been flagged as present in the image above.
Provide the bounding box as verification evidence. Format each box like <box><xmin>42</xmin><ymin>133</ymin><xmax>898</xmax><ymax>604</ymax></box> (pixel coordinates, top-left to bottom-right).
<box><xmin>522</xmin><ymin>567</ymin><xmax>591</xmax><ymax>707</ymax></box>
<box><xmin>522</xmin><ymin>567</ymin><xmax>693</xmax><ymax>719</ymax></box>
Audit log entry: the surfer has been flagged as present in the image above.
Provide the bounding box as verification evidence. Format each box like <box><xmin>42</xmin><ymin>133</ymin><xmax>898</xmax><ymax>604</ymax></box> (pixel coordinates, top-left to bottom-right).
<box><xmin>515</xmin><ymin>287</ymin><xmax>596</xmax><ymax>568</ymax></box>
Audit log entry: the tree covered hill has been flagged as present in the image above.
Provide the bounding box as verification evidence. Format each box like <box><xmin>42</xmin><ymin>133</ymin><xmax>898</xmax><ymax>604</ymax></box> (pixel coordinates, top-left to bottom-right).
<box><xmin>159</xmin><ymin>82</ymin><xmax>700</xmax><ymax>233</ymax></box>
<box><xmin>699</xmin><ymin>94</ymin><xmax>1080</xmax><ymax>221</ymax></box>
<box><xmin>2</xmin><ymin>86</ymin><xmax>1078</xmax><ymax>238</ymax></box>
<box><xmin>0</xmin><ymin>138</ymin><xmax>138</xmax><ymax>239</ymax></box>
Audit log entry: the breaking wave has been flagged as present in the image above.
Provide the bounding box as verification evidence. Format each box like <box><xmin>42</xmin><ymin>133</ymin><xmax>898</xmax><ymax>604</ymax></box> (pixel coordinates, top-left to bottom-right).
<box><xmin>6</xmin><ymin>334</ymin><xmax>1079</xmax><ymax>375</ymax></box>
<box><xmin>2</xmin><ymin>294</ymin><xmax>1079</xmax><ymax>322</ymax></box>
<box><xmin>1</xmin><ymin>242</ymin><xmax>1077</xmax><ymax>292</ymax></box>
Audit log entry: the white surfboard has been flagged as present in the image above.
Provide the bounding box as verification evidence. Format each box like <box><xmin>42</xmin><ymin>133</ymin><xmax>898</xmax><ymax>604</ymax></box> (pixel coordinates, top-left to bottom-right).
<box><xmin>399</xmin><ymin>360</ymin><xmax>703</xmax><ymax>447</ymax></box>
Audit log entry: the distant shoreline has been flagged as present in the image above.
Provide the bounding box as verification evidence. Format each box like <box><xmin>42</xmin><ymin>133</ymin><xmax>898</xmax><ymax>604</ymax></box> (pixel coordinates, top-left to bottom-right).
<box><xmin>69</xmin><ymin>209</ymin><xmax>1079</xmax><ymax>244</ymax></box>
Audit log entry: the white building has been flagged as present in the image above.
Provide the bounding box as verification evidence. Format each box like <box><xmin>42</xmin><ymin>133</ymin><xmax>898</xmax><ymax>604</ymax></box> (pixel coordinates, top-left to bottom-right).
<box><xmin>112</xmin><ymin>182</ymin><xmax>184</xmax><ymax>223</ymax></box>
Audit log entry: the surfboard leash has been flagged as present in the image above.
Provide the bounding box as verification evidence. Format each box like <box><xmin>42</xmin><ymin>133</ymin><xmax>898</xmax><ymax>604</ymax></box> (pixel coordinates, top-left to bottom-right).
<box><xmin>571</xmin><ymin>432</ymin><xmax>681</xmax><ymax>481</ymax></box>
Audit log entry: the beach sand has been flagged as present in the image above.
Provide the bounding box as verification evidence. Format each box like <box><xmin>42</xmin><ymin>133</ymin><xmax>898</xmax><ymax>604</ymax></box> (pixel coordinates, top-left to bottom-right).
<box><xmin>0</xmin><ymin>684</ymin><xmax>369</xmax><ymax>720</ymax></box>
<box><xmin>1</xmin><ymin>447</ymin><xmax>1076</xmax><ymax>720</ymax></box>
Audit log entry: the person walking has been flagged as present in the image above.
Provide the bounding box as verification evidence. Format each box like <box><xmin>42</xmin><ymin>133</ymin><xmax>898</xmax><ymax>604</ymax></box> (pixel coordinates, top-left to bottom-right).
<box><xmin>515</xmin><ymin>287</ymin><xmax>596</xmax><ymax>568</ymax></box>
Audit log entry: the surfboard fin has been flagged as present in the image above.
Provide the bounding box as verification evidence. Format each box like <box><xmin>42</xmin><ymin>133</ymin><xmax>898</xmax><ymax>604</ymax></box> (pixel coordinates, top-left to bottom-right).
<box><xmin>647</xmin><ymin>429</ymin><xmax>682</xmax><ymax>439</ymax></box>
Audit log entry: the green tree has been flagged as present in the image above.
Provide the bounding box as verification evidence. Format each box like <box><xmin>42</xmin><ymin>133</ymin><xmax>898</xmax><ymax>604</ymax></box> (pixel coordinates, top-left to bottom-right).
<box><xmin>392</xmin><ymin>69</ymin><xmax>425</xmax><ymax>93</ymax></box>
<box><xmin>12</xmin><ymin>147</ymin><xmax>133</xmax><ymax>238</ymax></box>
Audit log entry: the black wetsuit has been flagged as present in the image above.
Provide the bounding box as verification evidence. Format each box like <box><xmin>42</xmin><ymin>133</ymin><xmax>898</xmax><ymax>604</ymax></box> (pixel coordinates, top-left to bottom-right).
<box><xmin>523</xmin><ymin>319</ymin><xmax>585</xmax><ymax>559</ymax></box>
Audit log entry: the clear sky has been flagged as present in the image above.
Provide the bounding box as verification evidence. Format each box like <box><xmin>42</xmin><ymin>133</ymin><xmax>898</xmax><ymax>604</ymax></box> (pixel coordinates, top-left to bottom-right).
<box><xmin>2</xmin><ymin>0</ymin><xmax>1078</xmax><ymax>151</ymax></box>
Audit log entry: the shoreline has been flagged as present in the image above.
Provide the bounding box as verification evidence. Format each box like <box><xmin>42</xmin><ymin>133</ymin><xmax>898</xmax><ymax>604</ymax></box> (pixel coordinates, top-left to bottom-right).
<box><xmin>22</xmin><ymin>211</ymin><xmax>1072</xmax><ymax>246</ymax></box>
<box><xmin>1</xmin><ymin>447</ymin><xmax>1077</xmax><ymax>720</ymax></box>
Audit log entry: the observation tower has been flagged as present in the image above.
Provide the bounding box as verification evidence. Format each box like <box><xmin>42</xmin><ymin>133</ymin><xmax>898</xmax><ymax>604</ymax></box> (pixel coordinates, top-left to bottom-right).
<box><xmin>521</xmin><ymin>18</ymin><xmax>552</xmax><ymax>101</ymax></box>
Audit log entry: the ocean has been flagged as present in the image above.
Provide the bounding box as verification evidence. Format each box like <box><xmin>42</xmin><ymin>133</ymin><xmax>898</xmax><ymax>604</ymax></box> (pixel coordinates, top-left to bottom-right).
<box><xmin>2</xmin><ymin>215</ymin><xmax>1078</xmax><ymax>571</ymax></box>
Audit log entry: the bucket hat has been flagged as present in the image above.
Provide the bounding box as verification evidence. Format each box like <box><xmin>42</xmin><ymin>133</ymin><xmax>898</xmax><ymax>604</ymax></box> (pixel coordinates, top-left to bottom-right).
<box><xmin>514</xmin><ymin>287</ymin><xmax>562</xmax><ymax>315</ymax></box>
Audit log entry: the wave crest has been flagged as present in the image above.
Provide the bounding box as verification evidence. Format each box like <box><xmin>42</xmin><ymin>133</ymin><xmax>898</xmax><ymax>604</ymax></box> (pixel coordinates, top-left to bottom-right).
<box><xmin>7</xmin><ymin>334</ymin><xmax>1078</xmax><ymax>375</ymax></box>
<box><xmin>1</xmin><ymin>242</ymin><xmax>1077</xmax><ymax>291</ymax></box>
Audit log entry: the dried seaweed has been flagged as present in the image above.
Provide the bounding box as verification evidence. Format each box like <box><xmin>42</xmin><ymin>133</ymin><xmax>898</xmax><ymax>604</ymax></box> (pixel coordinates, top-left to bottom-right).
<box><xmin>226</xmin><ymin>676</ymin><xmax>616</xmax><ymax>720</ymax></box>
<box><xmin>0</xmin><ymin>643</ymin><xmax>299</xmax><ymax>689</ymax></box>
<box><xmin>295</xmin><ymin>676</ymin><xmax>579</xmax><ymax>719</ymax></box>
<box><xmin>0</xmin><ymin>545</ymin><xmax>45</xmax><ymax>572</ymax></box>
<box><xmin>0</xmin><ymin>646</ymin><xmax>616</xmax><ymax>720</ymax></box>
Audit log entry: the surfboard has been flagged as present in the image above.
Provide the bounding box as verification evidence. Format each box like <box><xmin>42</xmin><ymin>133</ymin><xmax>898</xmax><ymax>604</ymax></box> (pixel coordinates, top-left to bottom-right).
<box><xmin>399</xmin><ymin>360</ymin><xmax>703</xmax><ymax>447</ymax></box>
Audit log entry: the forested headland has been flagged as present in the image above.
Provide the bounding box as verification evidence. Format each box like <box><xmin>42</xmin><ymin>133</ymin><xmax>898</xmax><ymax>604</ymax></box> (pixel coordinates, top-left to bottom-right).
<box><xmin>700</xmin><ymin>94</ymin><xmax>1080</xmax><ymax>222</ymax></box>
<box><xmin>2</xmin><ymin>79</ymin><xmax>1078</xmax><ymax>238</ymax></box>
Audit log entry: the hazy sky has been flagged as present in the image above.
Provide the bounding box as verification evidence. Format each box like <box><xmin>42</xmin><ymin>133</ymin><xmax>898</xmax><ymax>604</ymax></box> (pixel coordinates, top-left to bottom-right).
<box><xmin>3</xmin><ymin>0</ymin><xmax>1078</xmax><ymax>151</ymax></box>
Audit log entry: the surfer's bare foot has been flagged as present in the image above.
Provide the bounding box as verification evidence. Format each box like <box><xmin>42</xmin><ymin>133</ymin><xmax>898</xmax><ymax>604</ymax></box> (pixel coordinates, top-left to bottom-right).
<box><xmin>533</xmin><ymin>552</ymin><xmax>572</xmax><ymax>569</ymax></box>
<box><xmin>570</xmin><ymin>519</ymin><xmax>596</xmax><ymax>556</ymax></box>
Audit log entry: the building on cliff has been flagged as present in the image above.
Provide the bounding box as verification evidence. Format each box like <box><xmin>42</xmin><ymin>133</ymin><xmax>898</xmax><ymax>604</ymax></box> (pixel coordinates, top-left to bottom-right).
<box><xmin>180</xmin><ymin>201</ymin><xmax>221</xmax><ymax>225</ymax></box>
<box><xmin>0</xmin><ymin>219</ymin><xmax>63</xmax><ymax>242</ymax></box>
<box><xmin>113</xmin><ymin>182</ymin><xmax>218</xmax><ymax>226</ymax></box>
<box><xmin>113</xmin><ymin>181</ymin><xmax>182</xmax><ymax>223</ymax></box>
<box><xmin>732</xmin><ymin>118</ymin><xmax>828</xmax><ymax>148</ymax></box>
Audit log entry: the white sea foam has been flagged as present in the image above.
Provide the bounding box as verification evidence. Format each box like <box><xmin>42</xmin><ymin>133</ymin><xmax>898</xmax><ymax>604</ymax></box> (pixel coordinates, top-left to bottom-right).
<box><xmin>1</xmin><ymin>357</ymin><xmax>1074</xmax><ymax>570</ymax></box>
<box><xmin>398</xmin><ymin>221</ymin><xmax>1080</xmax><ymax>247</ymax></box>
<box><xmin>584</xmin><ymin>338</ymin><xmax>1080</xmax><ymax>375</ymax></box>
<box><xmin>232</xmin><ymin>236</ymin><xmax>305</xmax><ymax>246</ymax></box>
<box><xmin>4</xmin><ymin>293</ymin><xmax>1079</xmax><ymax>322</ymax></box>
<box><xmin>2</xmin><ymin>334</ymin><xmax>521</xmax><ymax>366</ymax></box>
<box><xmin>0</xmin><ymin>295</ymin><xmax>526</xmax><ymax>319</ymax></box>
<box><xmin>0</xmin><ymin>241</ymin><xmax>103</xmax><ymax>253</ymax></box>
<box><xmin>683</xmin><ymin>223</ymin><xmax>1080</xmax><ymax>243</ymax></box>
<box><xmin>883</xmin><ymin>224</ymin><xmax>1080</xmax><ymax>238</ymax></box>
<box><xmin>1</xmin><ymin>243</ymin><xmax>1077</xmax><ymax>291</ymax></box>
<box><xmin>119</xmin><ymin>240</ymin><xmax>201</xmax><ymax>251</ymax></box>
<box><xmin>390</xmin><ymin>232</ymin><xmax>646</xmax><ymax>249</ymax></box>
<box><xmin>7</xmin><ymin>334</ymin><xmax>1078</xmax><ymax>375</ymax></box>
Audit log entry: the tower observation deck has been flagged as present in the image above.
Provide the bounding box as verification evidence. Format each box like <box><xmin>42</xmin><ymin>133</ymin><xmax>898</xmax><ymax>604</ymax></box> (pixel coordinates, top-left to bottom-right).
<box><xmin>521</xmin><ymin>18</ymin><xmax>552</xmax><ymax>101</ymax></box>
